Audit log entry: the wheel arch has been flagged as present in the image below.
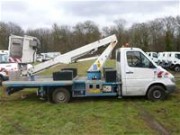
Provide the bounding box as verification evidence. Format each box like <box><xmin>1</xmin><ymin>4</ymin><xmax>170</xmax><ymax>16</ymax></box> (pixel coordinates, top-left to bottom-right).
<box><xmin>174</xmin><ymin>64</ymin><xmax>180</xmax><ymax>67</ymax></box>
<box><xmin>146</xmin><ymin>83</ymin><xmax>166</xmax><ymax>96</ymax></box>
<box><xmin>45</xmin><ymin>85</ymin><xmax>72</xmax><ymax>93</ymax></box>
<box><xmin>54</xmin><ymin>85</ymin><xmax>72</xmax><ymax>92</ymax></box>
<box><xmin>174</xmin><ymin>64</ymin><xmax>180</xmax><ymax>66</ymax></box>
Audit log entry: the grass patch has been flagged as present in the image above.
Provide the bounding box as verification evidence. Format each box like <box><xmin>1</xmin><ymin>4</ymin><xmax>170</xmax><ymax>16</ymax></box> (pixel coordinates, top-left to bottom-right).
<box><xmin>0</xmin><ymin>60</ymin><xmax>180</xmax><ymax>135</ymax></box>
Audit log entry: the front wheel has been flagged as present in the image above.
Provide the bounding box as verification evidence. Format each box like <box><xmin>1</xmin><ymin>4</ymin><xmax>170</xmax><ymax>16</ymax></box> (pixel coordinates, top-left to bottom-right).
<box><xmin>147</xmin><ymin>85</ymin><xmax>166</xmax><ymax>101</ymax></box>
<box><xmin>52</xmin><ymin>88</ymin><xmax>70</xmax><ymax>103</ymax></box>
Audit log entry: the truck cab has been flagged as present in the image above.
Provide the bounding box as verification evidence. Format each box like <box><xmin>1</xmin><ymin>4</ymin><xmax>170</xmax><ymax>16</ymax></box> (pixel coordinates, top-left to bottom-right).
<box><xmin>0</xmin><ymin>50</ymin><xmax>18</xmax><ymax>84</ymax></box>
<box><xmin>168</xmin><ymin>52</ymin><xmax>180</xmax><ymax>72</ymax></box>
<box><xmin>116</xmin><ymin>48</ymin><xmax>175</xmax><ymax>98</ymax></box>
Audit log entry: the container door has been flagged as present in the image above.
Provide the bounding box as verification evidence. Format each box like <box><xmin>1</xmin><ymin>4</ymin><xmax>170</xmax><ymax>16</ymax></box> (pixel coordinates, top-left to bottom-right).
<box><xmin>125</xmin><ymin>51</ymin><xmax>156</xmax><ymax>95</ymax></box>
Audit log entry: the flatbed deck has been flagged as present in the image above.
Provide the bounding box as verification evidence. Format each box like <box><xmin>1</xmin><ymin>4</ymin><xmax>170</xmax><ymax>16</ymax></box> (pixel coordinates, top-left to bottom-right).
<box><xmin>3</xmin><ymin>80</ymin><xmax>73</xmax><ymax>87</ymax></box>
<box><xmin>3</xmin><ymin>75</ymin><xmax>121</xmax><ymax>97</ymax></box>
<box><xmin>3</xmin><ymin>76</ymin><xmax>119</xmax><ymax>87</ymax></box>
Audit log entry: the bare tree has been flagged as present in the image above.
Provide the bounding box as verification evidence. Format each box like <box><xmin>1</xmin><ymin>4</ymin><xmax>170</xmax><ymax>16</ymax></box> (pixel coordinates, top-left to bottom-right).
<box><xmin>0</xmin><ymin>15</ymin><xmax>179</xmax><ymax>53</ymax></box>
<box><xmin>148</xmin><ymin>19</ymin><xmax>165</xmax><ymax>52</ymax></box>
<box><xmin>162</xmin><ymin>16</ymin><xmax>176</xmax><ymax>51</ymax></box>
<box><xmin>52</xmin><ymin>24</ymin><xmax>73</xmax><ymax>53</ymax></box>
<box><xmin>175</xmin><ymin>16</ymin><xmax>180</xmax><ymax>51</ymax></box>
<box><xmin>129</xmin><ymin>23</ymin><xmax>150</xmax><ymax>51</ymax></box>
<box><xmin>0</xmin><ymin>22</ymin><xmax>24</xmax><ymax>49</ymax></box>
<box><xmin>26</xmin><ymin>28</ymin><xmax>52</xmax><ymax>53</ymax></box>
<box><xmin>73</xmin><ymin>21</ymin><xmax>101</xmax><ymax>47</ymax></box>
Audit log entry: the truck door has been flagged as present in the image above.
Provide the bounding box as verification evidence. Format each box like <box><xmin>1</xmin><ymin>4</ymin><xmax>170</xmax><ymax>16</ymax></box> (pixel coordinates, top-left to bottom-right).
<box><xmin>125</xmin><ymin>51</ymin><xmax>156</xmax><ymax>95</ymax></box>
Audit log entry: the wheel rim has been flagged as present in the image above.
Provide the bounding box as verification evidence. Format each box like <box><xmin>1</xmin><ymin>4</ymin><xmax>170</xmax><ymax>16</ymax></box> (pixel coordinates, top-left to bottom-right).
<box><xmin>56</xmin><ymin>92</ymin><xmax>65</xmax><ymax>101</ymax></box>
<box><xmin>153</xmin><ymin>90</ymin><xmax>161</xmax><ymax>99</ymax></box>
<box><xmin>175</xmin><ymin>66</ymin><xmax>180</xmax><ymax>72</ymax></box>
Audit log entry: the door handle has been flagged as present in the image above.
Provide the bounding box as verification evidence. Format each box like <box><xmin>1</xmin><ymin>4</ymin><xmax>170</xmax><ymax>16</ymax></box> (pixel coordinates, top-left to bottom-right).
<box><xmin>126</xmin><ymin>71</ymin><xmax>134</xmax><ymax>74</ymax></box>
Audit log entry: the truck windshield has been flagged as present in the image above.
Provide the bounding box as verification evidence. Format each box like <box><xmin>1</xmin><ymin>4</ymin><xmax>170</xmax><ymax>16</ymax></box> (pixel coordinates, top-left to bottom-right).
<box><xmin>0</xmin><ymin>54</ymin><xmax>9</xmax><ymax>63</ymax></box>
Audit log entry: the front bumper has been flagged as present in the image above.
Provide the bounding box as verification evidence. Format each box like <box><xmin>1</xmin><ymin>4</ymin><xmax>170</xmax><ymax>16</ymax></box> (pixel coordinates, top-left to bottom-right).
<box><xmin>165</xmin><ymin>85</ymin><xmax>176</xmax><ymax>94</ymax></box>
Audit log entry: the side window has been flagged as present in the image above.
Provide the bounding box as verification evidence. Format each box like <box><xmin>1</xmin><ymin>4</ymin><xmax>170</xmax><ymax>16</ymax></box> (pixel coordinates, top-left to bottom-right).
<box><xmin>1</xmin><ymin>54</ymin><xmax>8</xmax><ymax>63</ymax></box>
<box><xmin>127</xmin><ymin>51</ymin><xmax>155</xmax><ymax>68</ymax></box>
<box><xmin>153</xmin><ymin>53</ymin><xmax>158</xmax><ymax>58</ymax></box>
<box><xmin>175</xmin><ymin>54</ymin><xmax>180</xmax><ymax>59</ymax></box>
<box><xmin>116</xmin><ymin>52</ymin><xmax>120</xmax><ymax>62</ymax></box>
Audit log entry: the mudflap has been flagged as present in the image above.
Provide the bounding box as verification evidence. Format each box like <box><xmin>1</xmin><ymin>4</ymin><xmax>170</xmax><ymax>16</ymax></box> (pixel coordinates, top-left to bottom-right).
<box><xmin>6</xmin><ymin>87</ymin><xmax>24</xmax><ymax>95</ymax></box>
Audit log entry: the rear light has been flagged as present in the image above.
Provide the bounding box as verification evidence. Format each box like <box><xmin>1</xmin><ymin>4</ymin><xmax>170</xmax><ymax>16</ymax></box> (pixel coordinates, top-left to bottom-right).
<box><xmin>157</xmin><ymin>71</ymin><xmax>170</xmax><ymax>78</ymax></box>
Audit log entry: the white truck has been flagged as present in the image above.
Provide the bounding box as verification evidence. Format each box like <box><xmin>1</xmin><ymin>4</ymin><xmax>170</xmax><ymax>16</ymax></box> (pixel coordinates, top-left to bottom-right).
<box><xmin>2</xmin><ymin>35</ymin><xmax>176</xmax><ymax>103</ymax></box>
<box><xmin>0</xmin><ymin>50</ymin><xmax>19</xmax><ymax>84</ymax></box>
<box><xmin>146</xmin><ymin>52</ymin><xmax>158</xmax><ymax>63</ymax></box>
<box><xmin>168</xmin><ymin>52</ymin><xmax>180</xmax><ymax>72</ymax></box>
<box><xmin>157</xmin><ymin>52</ymin><xmax>172</xmax><ymax>68</ymax></box>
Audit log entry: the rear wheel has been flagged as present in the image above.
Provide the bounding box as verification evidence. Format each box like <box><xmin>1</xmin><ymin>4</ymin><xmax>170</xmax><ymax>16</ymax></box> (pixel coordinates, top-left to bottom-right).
<box><xmin>147</xmin><ymin>85</ymin><xmax>166</xmax><ymax>101</ymax></box>
<box><xmin>52</xmin><ymin>88</ymin><xmax>70</xmax><ymax>103</ymax></box>
<box><xmin>174</xmin><ymin>65</ymin><xmax>180</xmax><ymax>72</ymax></box>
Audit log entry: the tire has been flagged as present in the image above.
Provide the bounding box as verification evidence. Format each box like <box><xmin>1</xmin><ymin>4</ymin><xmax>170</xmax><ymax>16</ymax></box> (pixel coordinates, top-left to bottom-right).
<box><xmin>174</xmin><ymin>65</ymin><xmax>180</xmax><ymax>72</ymax></box>
<box><xmin>52</xmin><ymin>88</ymin><xmax>70</xmax><ymax>103</ymax></box>
<box><xmin>147</xmin><ymin>85</ymin><xmax>166</xmax><ymax>101</ymax></box>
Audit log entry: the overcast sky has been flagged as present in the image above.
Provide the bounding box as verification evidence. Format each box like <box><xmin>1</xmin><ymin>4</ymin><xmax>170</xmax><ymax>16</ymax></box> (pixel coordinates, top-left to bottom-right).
<box><xmin>0</xmin><ymin>0</ymin><xmax>179</xmax><ymax>30</ymax></box>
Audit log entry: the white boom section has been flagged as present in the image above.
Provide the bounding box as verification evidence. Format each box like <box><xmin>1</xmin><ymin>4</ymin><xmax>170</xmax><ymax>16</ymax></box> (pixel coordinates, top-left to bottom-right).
<box><xmin>26</xmin><ymin>35</ymin><xmax>117</xmax><ymax>75</ymax></box>
<box><xmin>88</xmin><ymin>39</ymin><xmax>117</xmax><ymax>71</ymax></box>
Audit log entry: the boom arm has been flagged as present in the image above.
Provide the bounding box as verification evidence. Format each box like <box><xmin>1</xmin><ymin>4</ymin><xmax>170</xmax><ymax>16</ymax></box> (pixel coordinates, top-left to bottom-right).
<box><xmin>26</xmin><ymin>35</ymin><xmax>117</xmax><ymax>75</ymax></box>
<box><xmin>88</xmin><ymin>40</ymin><xmax>117</xmax><ymax>72</ymax></box>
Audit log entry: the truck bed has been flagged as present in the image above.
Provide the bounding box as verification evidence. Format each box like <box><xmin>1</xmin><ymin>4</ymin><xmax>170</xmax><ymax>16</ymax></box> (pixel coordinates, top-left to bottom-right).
<box><xmin>3</xmin><ymin>80</ymin><xmax>73</xmax><ymax>87</ymax></box>
<box><xmin>3</xmin><ymin>75</ymin><xmax>73</xmax><ymax>88</ymax></box>
<box><xmin>3</xmin><ymin>75</ymin><xmax>121</xmax><ymax>97</ymax></box>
